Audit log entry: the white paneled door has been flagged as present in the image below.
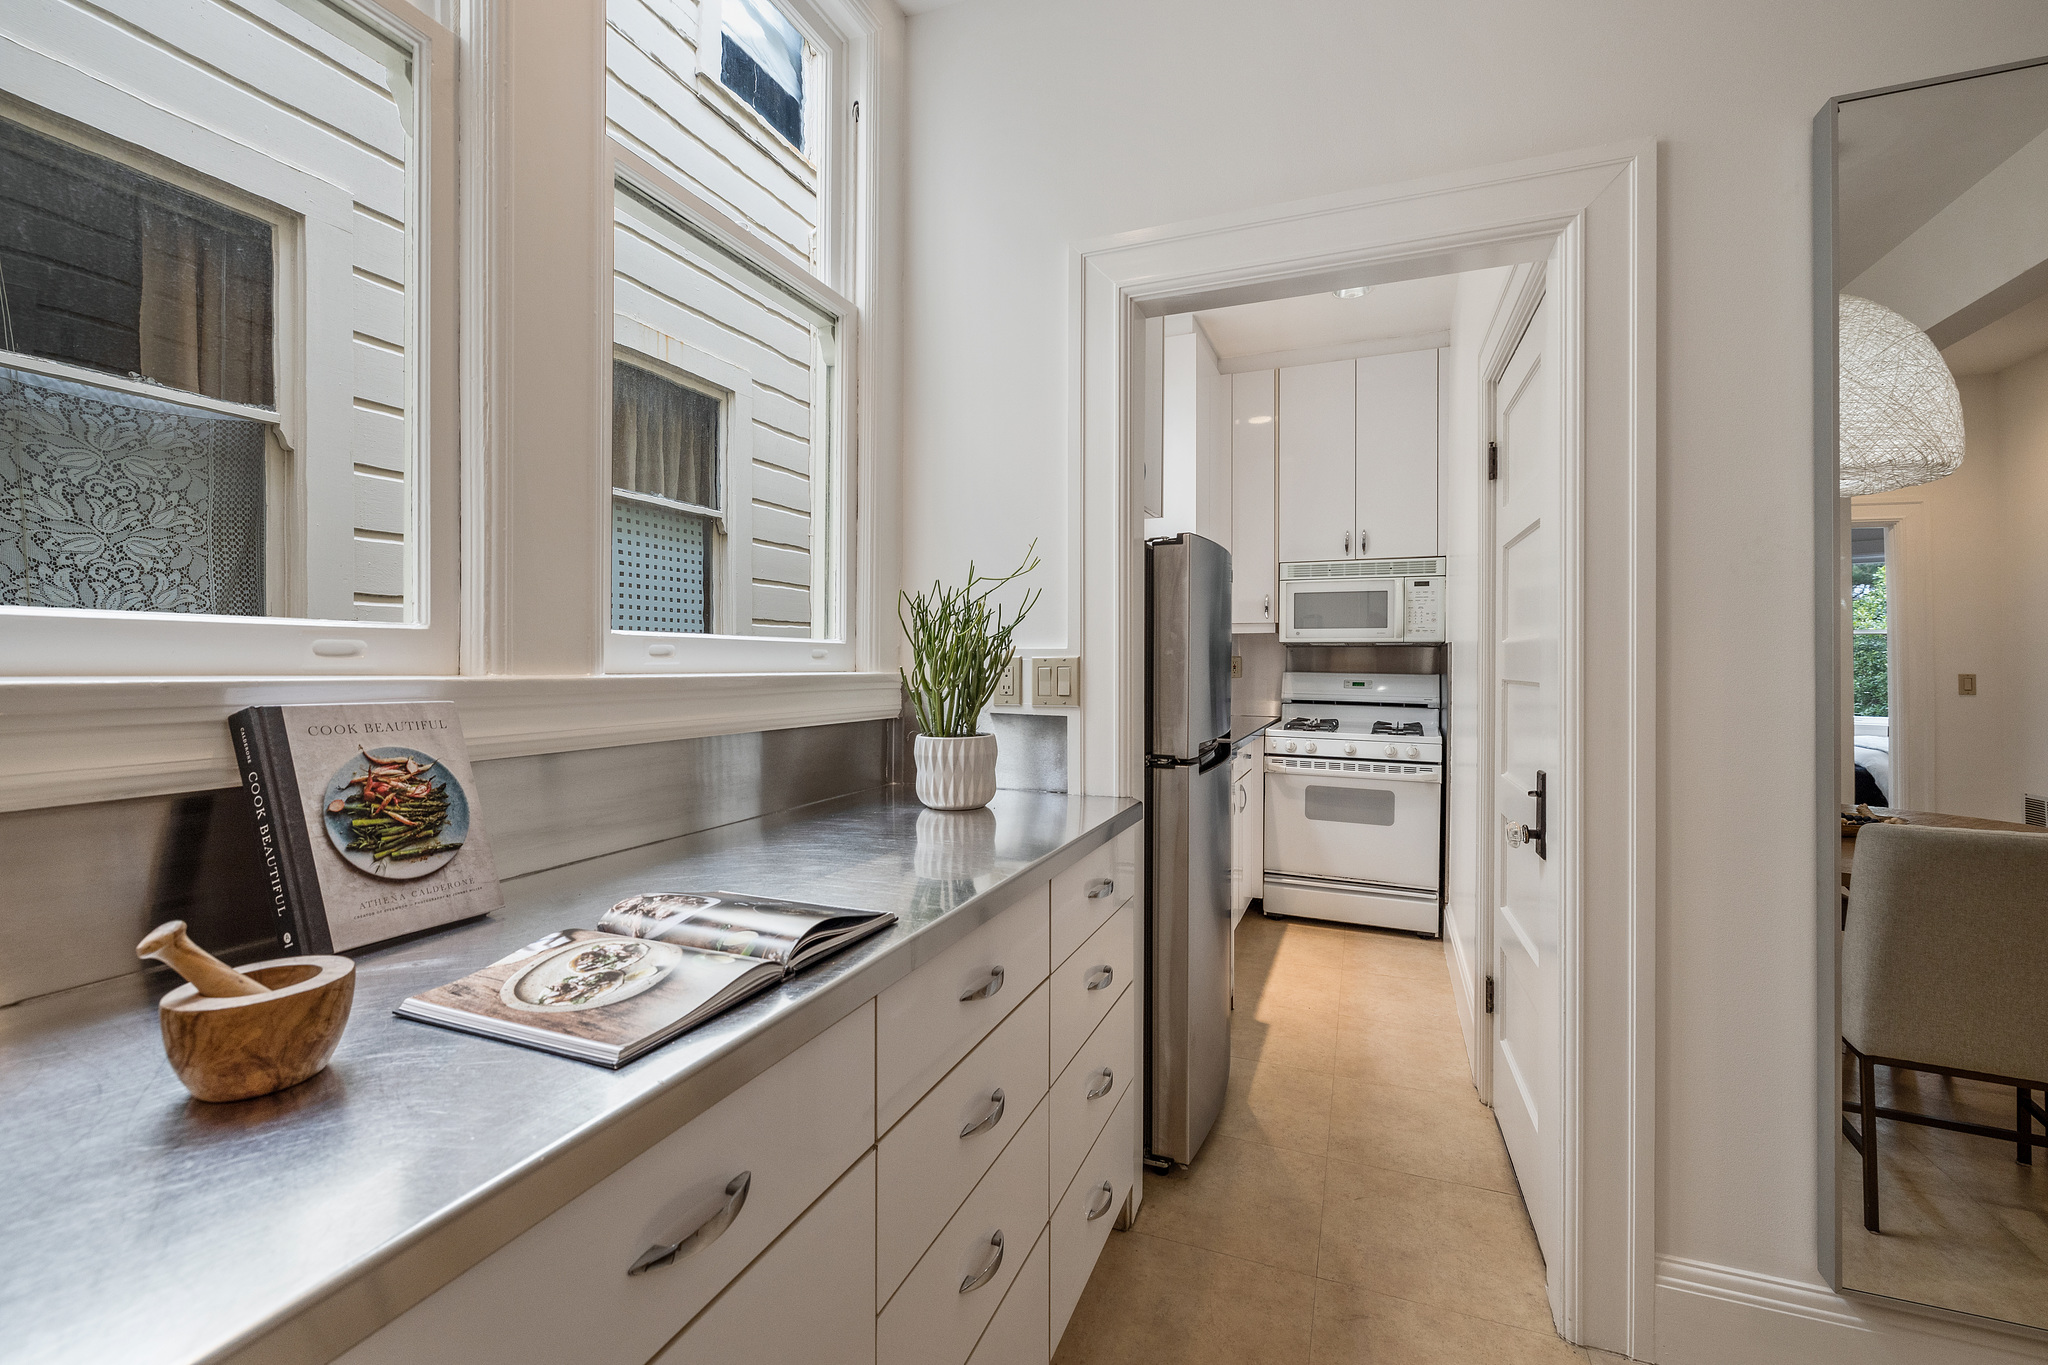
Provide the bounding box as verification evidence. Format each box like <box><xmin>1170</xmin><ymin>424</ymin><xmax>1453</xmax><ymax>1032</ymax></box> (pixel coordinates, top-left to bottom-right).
<box><xmin>1489</xmin><ymin>278</ymin><xmax>1564</xmax><ymax>1323</ymax></box>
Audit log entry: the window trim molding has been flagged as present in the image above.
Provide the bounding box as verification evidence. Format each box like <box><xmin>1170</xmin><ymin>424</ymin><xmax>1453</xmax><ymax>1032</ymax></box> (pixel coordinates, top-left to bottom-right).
<box><xmin>0</xmin><ymin>671</ymin><xmax>903</xmax><ymax>814</ymax></box>
<box><xmin>603</xmin><ymin>137</ymin><xmax>859</xmax><ymax>674</ymax></box>
<box><xmin>0</xmin><ymin>0</ymin><xmax>460</xmax><ymax>675</ymax></box>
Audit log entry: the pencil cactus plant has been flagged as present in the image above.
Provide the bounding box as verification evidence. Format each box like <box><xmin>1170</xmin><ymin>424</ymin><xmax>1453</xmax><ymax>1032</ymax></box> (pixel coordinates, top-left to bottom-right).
<box><xmin>899</xmin><ymin>541</ymin><xmax>1042</xmax><ymax>738</ymax></box>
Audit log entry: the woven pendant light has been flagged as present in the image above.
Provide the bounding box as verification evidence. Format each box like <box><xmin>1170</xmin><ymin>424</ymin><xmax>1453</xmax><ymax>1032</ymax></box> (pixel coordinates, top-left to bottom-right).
<box><xmin>1838</xmin><ymin>294</ymin><xmax>1965</xmax><ymax>496</ymax></box>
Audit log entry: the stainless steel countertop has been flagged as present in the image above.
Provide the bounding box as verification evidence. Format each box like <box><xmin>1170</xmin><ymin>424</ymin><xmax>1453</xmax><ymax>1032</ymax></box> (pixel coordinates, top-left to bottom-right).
<box><xmin>1231</xmin><ymin>714</ymin><xmax>1279</xmax><ymax>752</ymax></box>
<box><xmin>0</xmin><ymin>785</ymin><xmax>1141</xmax><ymax>1365</ymax></box>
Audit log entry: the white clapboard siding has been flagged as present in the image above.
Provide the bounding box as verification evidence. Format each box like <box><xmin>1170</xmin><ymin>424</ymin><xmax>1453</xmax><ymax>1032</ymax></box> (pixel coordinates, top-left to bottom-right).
<box><xmin>605</xmin><ymin>0</ymin><xmax>818</xmax><ymax>269</ymax></box>
<box><xmin>752</xmin><ymin>461</ymin><xmax>810</xmax><ymax>513</ymax></box>
<box><xmin>751</xmin><ymin>582</ymin><xmax>810</xmax><ymax>626</ymax></box>
<box><xmin>751</xmin><ymin>503</ymin><xmax>810</xmax><ymax>551</ymax></box>
<box><xmin>612</xmin><ymin>228</ymin><xmax>814</xmax><ymax>386</ymax></box>
<box><xmin>7</xmin><ymin>0</ymin><xmax>417</xmax><ymax>622</ymax></box>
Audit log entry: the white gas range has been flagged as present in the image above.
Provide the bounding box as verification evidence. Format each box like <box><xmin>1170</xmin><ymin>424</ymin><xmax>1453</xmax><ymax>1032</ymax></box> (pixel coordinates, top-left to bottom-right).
<box><xmin>1263</xmin><ymin>672</ymin><xmax>1444</xmax><ymax>936</ymax></box>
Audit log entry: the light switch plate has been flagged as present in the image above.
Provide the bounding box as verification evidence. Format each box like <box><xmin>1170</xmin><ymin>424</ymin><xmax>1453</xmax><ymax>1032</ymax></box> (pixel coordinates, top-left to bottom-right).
<box><xmin>991</xmin><ymin>656</ymin><xmax>1024</xmax><ymax>707</ymax></box>
<box><xmin>1031</xmin><ymin>655</ymin><xmax>1080</xmax><ymax>707</ymax></box>
<box><xmin>1959</xmin><ymin>673</ymin><xmax>1978</xmax><ymax>696</ymax></box>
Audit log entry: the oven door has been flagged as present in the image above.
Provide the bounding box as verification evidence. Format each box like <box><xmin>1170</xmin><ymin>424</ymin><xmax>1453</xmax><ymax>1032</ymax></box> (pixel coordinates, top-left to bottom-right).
<box><xmin>1279</xmin><ymin>578</ymin><xmax>1406</xmax><ymax>643</ymax></box>
<box><xmin>1263</xmin><ymin>760</ymin><xmax>1441</xmax><ymax>891</ymax></box>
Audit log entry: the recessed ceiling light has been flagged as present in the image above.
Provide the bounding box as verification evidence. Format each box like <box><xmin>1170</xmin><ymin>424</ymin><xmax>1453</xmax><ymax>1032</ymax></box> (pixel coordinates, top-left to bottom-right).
<box><xmin>1334</xmin><ymin>286</ymin><xmax>1372</xmax><ymax>299</ymax></box>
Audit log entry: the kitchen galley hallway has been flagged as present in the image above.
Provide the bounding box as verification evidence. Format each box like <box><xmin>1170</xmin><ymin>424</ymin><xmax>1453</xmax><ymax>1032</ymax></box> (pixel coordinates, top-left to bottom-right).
<box><xmin>1055</xmin><ymin>912</ymin><xmax>1625</xmax><ymax>1364</ymax></box>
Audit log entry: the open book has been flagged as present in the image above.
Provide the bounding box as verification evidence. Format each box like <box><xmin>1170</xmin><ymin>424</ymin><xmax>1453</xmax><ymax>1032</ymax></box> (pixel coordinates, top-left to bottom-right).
<box><xmin>395</xmin><ymin>893</ymin><xmax>895</xmax><ymax>1067</ymax></box>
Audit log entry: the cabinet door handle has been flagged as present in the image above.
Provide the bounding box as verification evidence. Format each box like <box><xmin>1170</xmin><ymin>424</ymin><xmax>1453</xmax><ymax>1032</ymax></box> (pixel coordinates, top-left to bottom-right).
<box><xmin>1263</xmin><ymin>593</ymin><xmax>1271</xmax><ymax>619</ymax></box>
<box><xmin>1086</xmin><ymin>1066</ymin><xmax>1114</xmax><ymax>1100</ymax></box>
<box><xmin>1086</xmin><ymin>878</ymin><xmax>1115</xmax><ymax>900</ymax></box>
<box><xmin>959</xmin><ymin>1230</ymin><xmax>1005</xmax><ymax>1293</ymax></box>
<box><xmin>1343</xmin><ymin>530</ymin><xmax>1351</xmax><ymax>555</ymax></box>
<box><xmin>1086</xmin><ymin>1181</ymin><xmax>1116</xmax><ymax>1221</ymax></box>
<box><xmin>627</xmin><ymin>1171</ymin><xmax>750</xmax><ymax>1276</ymax></box>
<box><xmin>1085</xmin><ymin>964</ymin><xmax>1114</xmax><ymax>992</ymax></box>
<box><xmin>960</xmin><ymin>1087</ymin><xmax>1007</xmax><ymax>1138</ymax></box>
<box><xmin>959</xmin><ymin>965</ymin><xmax>1005</xmax><ymax>1002</ymax></box>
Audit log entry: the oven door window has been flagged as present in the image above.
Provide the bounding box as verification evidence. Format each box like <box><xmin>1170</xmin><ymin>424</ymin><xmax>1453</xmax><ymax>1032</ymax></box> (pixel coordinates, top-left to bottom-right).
<box><xmin>1304</xmin><ymin>784</ymin><xmax>1397</xmax><ymax>825</ymax></box>
<box><xmin>1296</xmin><ymin>587</ymin><xmax>1391</xmax><ymax>632</ymax></box>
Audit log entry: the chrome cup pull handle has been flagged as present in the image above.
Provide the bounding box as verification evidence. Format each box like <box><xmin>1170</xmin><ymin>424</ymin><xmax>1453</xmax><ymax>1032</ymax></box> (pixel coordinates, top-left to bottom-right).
<box><xmin>627</xmin><ymin>1171</ymin><xmax>750</xmax><ymax>1277</ymax></box>
<box><xmin>1086</xmin><ymin>878</ymin><xmax>1115</xmax><ymax>899</ymax></box>
<box><xmin>959</xmin><ymin>965</ymin><xmax>1005</xmax><ymax>1002</ymax></box>
<box><xmin>959</xmin><ymin>1230</ymin><xmax>1004</xmax><ymax>1293</ymax></box>
<box><xmin>1086</xmin><ymin>1181</ymin><xmax>1115</xmax><ymax>1221</ymax></box>
<box><xmin>960</xmin><ymin>1087</ymin><xmax>1007</xmax><ymax>1138</ymax></box>
<box><xmin>1085</xmin><ymin>964</ymin><xmax>1114</xmax><ymax>992</ymax></box>
<box><xmin>1086</xmin><ymin>1066</ymin><xmax>1114</xmax><ymax>1100</ymax></box>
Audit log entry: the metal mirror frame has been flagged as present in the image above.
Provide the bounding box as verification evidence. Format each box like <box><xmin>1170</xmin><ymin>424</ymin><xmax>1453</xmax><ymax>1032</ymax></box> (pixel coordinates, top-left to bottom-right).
<box><xmin>1813</xmin><ymin>54</ymin><xmax>2048</xmax><ymax>1334</ymax></box>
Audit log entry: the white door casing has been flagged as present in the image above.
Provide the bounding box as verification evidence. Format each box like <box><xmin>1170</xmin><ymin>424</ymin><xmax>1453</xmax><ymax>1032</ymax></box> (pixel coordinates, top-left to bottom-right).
<box><xmin>1489</xmin><ymin>279</ymin><xmax>1565</xmax><ymax>1323</ymax></box>
<box><xmin>1074</xmin><ymin>141</ymin><xmax>1656</xmax><ymax>1356</ymax></box>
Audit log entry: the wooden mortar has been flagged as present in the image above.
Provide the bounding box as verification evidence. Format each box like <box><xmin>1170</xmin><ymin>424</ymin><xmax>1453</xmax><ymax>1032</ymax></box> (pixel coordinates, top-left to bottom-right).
<box><xmin>139</xmin><ymin>922</ymin><xmax>356</xmax><ymax>1103</ymax></box>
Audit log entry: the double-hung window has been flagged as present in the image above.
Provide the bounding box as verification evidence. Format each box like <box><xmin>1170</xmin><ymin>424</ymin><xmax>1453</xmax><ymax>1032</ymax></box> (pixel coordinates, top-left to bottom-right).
<box><xmin>0</xmin><ymin>0</ymin><xmax>454</xmax><ymax>675</ymax></box>
<box><xmin>606</xmin><ymin>0</ymin><xmax>854</xmax><ymax>671</ymax></box>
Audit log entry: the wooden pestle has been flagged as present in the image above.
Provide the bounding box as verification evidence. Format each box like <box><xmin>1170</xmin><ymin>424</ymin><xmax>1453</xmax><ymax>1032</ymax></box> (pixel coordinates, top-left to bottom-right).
<box><xmin>137</xmin><ymin>921</ymin><xmax>269</xmax><ymax>998</ymax></box>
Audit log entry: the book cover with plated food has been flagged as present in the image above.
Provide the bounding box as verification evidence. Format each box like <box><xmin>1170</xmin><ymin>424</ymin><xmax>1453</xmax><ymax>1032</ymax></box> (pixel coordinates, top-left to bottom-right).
<box><xmin>228</xmin><ymin>701</ymin><xmax>503</xmax><ymax>955</ymax></box>
<box><xmin>394</xmin><ymin>893</ymin><xmax>897</xmax><ymax>1066</ymax></box>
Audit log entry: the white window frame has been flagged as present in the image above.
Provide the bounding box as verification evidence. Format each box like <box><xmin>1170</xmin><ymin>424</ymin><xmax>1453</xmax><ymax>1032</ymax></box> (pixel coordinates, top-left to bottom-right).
<box><xmin>604</xmin><ymin>139</ymin><xmax>857</xmax><ymax>674</ymax></box>
<box><xmin>0</xmin><ymin>0</ymin><xmax>458</xmax><ymax>678</ymax></box>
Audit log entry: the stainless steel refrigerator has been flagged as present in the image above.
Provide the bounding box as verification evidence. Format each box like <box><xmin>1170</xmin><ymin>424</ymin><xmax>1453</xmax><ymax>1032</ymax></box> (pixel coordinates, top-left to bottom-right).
<box><xmin>1145</xmin><ymin>532</ymin><xmax>1233</xmax><ymax>1166</ymax></box>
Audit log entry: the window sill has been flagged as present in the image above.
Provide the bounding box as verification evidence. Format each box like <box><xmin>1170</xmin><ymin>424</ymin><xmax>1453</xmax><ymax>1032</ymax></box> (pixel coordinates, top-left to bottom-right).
<box><xmin>0</xmin><ymin>671</ymin><xmax>902</xmax><ymax>813</ymax></box>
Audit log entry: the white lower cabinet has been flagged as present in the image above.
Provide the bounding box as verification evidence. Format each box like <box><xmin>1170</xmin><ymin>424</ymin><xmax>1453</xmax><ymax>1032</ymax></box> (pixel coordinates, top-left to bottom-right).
<box><xmin>965</xmin><ymin>1227</ymin><xmax>1050</xmax><ymax>1365</ymax></box>
<box><xmin>1051</xmin><ymin>1086</ymin><xmax>1138</xmax><ymax>1348</ymax></box>
<box><xmin>879</xmin><ymin>1096</ymin><xmax>1051</xmax><ymax>1365</ymax></box>
<box><xmin>336</xmin><ymin>1003</ymin><xmax>875</xmax><ymax>1365</ymax></box>
<box><xmin>1050</xmin><ymin>983</ymin><xmax>1135</xmax><ymax>1201</ymax></box>
<box><xmin>1049</xmin><ymin>901</ymin><xmax>1136</xmax><ymax>1078</ymax></box>
<box><xmin>649</xmin><ymin>1151</ymin><xmax>876</xmax><ymax>1365</ymax></box>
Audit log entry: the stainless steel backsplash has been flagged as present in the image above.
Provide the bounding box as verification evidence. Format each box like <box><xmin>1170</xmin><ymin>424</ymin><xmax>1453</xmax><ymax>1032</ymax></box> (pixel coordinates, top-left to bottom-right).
<box><xmin>0</xmin><ymin>719</ymin><xmax>893</xmax><ymax>1009</ymax></box>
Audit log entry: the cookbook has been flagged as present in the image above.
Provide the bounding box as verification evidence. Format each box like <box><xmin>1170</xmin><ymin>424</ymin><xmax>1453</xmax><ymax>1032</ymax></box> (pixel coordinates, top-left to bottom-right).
<box><xmin>394</xmin><ymin>892</ymin><xmax>897</xmax><ymax>1066</ymax></box>
<box><xmin>228</xmin><ymin>701</ymin><xmax>503</xmax><ymax>955</ymax></box>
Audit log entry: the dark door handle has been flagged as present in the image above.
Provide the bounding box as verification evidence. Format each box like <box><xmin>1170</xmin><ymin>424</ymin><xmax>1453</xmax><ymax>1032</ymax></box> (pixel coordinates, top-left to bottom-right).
<box><xmin>1527</xmin><ymin>770</ymin><xmax>1548</xmax><ymax>860</ymax></box>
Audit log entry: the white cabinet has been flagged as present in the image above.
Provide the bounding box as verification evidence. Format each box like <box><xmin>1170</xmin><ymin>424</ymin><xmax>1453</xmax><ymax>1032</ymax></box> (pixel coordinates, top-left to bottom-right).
<box><xmin>649</xmin><ymin>1152</ymin><xmax>877</xmax><ymax>1365</ymax></box>
<box><xmin>1354</xmin><ymin>349</ymin><xmax>1439</xmax><ymax>560</ymax></box>
<box><xmin>1229</xmin><ymin>750</ymin><xmax>1262</xmax><ymax>924</ymax></box>
<box><xmin>1275</xmin><ymin>359</ymin><xmax>1356</xmax><ymax>562</ymax></box>
<box><xmin>1146</xmin><ymin>317</ymin><xmax>1232</xmax><ymax>548</ymax></box>
<box><xmin>1230</xmin><ymin>370</ymin><xmax>1277</xmax><ymax>629</ymax></box>
<box><xmin>1275</xmin><ymin>349</ymin><xmax>1439</xmax><ymax>566</ymax></box>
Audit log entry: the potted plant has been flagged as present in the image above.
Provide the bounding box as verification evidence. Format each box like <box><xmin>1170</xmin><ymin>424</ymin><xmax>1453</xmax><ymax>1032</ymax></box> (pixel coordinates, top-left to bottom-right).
<box><xmin>899</xmin><ymin>543</ymin><xmax>1041</xmax><ymax>810</ymax></box>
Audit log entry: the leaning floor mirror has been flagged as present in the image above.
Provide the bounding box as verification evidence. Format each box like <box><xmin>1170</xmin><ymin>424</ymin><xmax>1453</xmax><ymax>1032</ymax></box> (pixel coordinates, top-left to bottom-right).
<box><xmin>1816</xmin><ymin>56</ymin><xmax>2048</xmax><ymax>1334</ymax></box>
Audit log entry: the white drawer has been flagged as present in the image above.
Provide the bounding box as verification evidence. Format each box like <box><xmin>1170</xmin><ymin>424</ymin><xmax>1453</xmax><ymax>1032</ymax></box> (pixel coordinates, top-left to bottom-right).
<box><xmin>879</xmin><ymin>980</ymin><xmax>1050</xmax><ymax>1302</ymax></box>
<box><xmin>964</xmin><ymin>1226</ymin><xmax>1049</xmax><ymax>1365</ymax></box>
<box><xmin>338</xmin><ymin>1004</ymin><xmax>875</xmax><ymax>1365</ymax></box>
<box><xmin>878</xmin><ymin>1095</ymin><xmax>1051</xmax><ymax>1365</ymax></box>
<box><xmin>1050</xmin><ymin>900</ymin><xmax>1137</xmax><ymax>1079</ymax></box>
<box><xmin>1050</xmin><ymin>829</ymin><xmax>1135</xmax><ymax>967</ymax></box>
<box><xmin>648</xmin><ymin>1151</ymin><xmax>876</xmax><ymax>1365</ymax></box>
<box><xmin>1051</xmin><ymin>1085</ymin><xmax>1138</xmax><ymax>1350</ymax></box>
<box><xmin>878</xmin><ymin>886</ymin><xmax>1050</xmax><ymax>1131</ymax></box>
<box><xmin>1050</xmin><ymin>982</ymin><xmax>1136</xmax><ymax>1203</ymax></box>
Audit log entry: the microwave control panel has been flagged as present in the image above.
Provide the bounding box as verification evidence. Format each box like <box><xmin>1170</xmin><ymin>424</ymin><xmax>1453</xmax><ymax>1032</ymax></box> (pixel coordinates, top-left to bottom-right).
<box><xmin>1404</xmin><ymin>578</ymin><xmax>1445</xmax><ymax>641</ymax></box>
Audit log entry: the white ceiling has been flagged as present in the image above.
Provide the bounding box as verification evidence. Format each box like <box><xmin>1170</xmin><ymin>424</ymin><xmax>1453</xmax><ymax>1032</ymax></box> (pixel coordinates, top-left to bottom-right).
<box><xmin>1943</xmin><ymin>290</ymin><xmax>2048</xmax><ymax>376</ymax></box>
<box><xmin>1193</xmin><ymin>275</ymin><xmax>1462</xmax><ymax>365</ymax></box>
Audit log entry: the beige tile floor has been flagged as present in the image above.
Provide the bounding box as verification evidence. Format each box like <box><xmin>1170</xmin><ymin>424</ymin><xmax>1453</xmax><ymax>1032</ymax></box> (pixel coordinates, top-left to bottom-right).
<box><xmin>1838</xmin><ymin>1059</ymin><xmax>2048</xmax><ymax>1329</ymax></box>
<box><xmin>1056</xmin><ymin>911</ymin><xmax>1630</xmax><ymax>1364</ymax></box>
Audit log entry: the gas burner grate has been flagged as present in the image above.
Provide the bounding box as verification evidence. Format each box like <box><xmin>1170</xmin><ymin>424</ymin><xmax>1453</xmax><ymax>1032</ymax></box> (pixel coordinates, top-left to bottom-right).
<box><xmin>1282</xmin><ymin>718</ymin><xmax>1340</xmax><ymax>732</ymax></box>
<box><xmin>1370</xmin><ymin>721</ymin><xmax>1426</xmax><ymax>736</ymax></box>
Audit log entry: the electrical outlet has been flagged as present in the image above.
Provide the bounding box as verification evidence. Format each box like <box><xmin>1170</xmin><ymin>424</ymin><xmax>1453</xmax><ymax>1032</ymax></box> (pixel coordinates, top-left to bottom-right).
<box><xmin>1232</xmin><ymin>654</ymin><xmax>1243</xmax><ymax>679</ymax></box>
<box><xmin>1031</xmin><ymin>656</ymin><xmax>1080</xmax><ymax>707</ymax></box>
<box><xmin>1959</xmin><ymin>673</ymin><xmax>1978</xmax><ymax>696</ymax></box>
<box><xmin>991</xmin><ymin>656</ymin><xmax>1024</xmax><ymax>707</ymax></box>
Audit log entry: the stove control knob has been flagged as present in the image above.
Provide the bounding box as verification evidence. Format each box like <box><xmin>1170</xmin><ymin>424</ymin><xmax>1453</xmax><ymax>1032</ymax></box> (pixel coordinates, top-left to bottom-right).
<box><xmin>1406</xmin><ymin>746</ymin><xmax>1421</xmax><ymax>760</ymax></box>
<box><xmin>1384</xmin><ymin>745</ymin><xmax>1400</xmax><ymax>758</ymax></box>
<box><xmin>1285</xmin><ymin>741</ymin><xmax>1298</xmax><ymax>754</ymax></box>
<box><xmin>1304</xmin><ymin>742</ymin><xmax>1318</xmax><ymax>755</ymax></box>
<box><xmin>1344</xmin><ymin>743</ymin><xmax>1357</xmax><ymax>756</ymax></box>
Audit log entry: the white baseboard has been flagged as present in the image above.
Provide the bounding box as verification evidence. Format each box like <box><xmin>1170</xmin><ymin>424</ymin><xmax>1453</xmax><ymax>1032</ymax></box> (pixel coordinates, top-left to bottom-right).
<box><xmin>1655</xmin><ymin>1256</ymin><xmax>2048</xmax><ymax>1364</ymax></box>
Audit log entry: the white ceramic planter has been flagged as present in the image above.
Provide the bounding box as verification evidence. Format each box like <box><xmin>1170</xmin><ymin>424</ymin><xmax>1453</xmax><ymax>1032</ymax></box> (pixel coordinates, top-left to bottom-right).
<box><xmin>914</xmin><ymin>733</ymin><xmax>999</xmax><ymax>811</ymax></box>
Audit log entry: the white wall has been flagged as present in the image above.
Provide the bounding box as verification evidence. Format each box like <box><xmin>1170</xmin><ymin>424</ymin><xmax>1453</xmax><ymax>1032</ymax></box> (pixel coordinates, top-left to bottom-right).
<box><xmin>897</xmin><ymin>1</ymin><xmax>2048</xmax><ymax>1359</ymax></box>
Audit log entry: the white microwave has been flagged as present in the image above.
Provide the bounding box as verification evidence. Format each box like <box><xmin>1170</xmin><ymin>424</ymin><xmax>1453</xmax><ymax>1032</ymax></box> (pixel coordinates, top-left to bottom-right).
<box><xmin>1278</xmin><ymin>558</ymin><xmax>1446</xmax><ymax>643</ymax></box>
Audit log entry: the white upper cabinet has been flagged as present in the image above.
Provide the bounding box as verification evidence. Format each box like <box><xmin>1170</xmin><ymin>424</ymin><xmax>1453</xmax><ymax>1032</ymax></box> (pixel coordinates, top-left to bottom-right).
<box><xmin>1275</xmin><ymin>359</ymin><xmax>1357</xmax><ymax>561</ymax></box>
<box><xmin>1230</xmin><ymin>371</ymin><xmax>1278</xmax><ymax>628</ymax></box>
<box><xmin>1354</xmin><ymin>349</ymin><xmax>1439</xmax><ymax>560</ymax></box>
<box><xmin>1147</xmin><ymin>318</ymin><xmax>1232</xmax><ymax>548</ymax></box>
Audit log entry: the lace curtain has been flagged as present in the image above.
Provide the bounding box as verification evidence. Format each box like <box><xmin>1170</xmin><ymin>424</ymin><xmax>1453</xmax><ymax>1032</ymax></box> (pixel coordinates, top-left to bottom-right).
<box><xmin>0</xmin><ymin>366</ymin><xmax>267</xmax><ymax>614</ymax></box>
<box><xmin>612</xmin><ymin>362</ymin><xmax>719</xmax><ymax>509</ymax></box>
